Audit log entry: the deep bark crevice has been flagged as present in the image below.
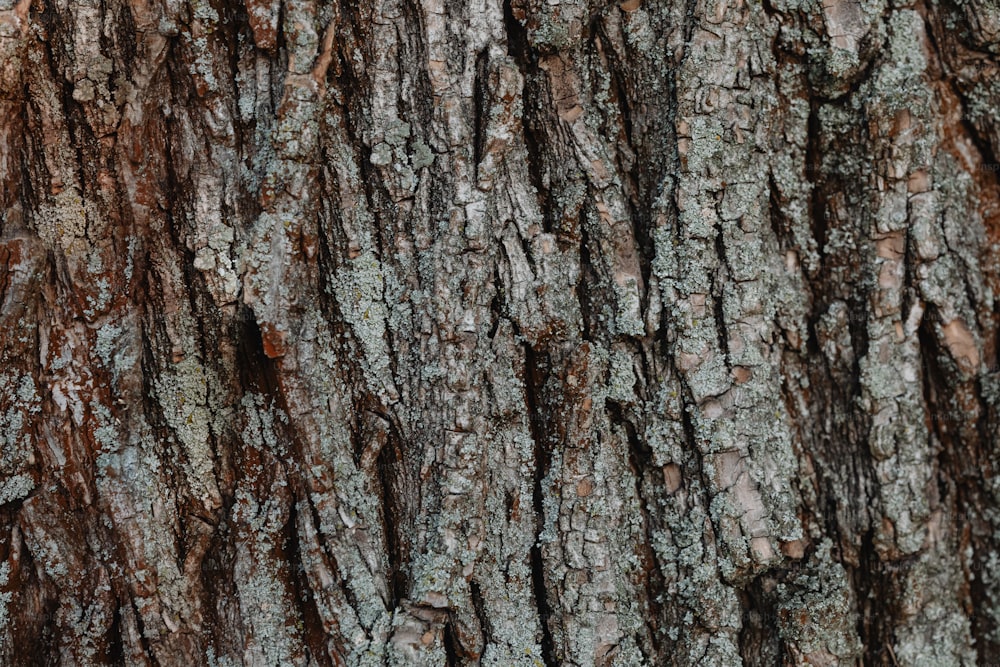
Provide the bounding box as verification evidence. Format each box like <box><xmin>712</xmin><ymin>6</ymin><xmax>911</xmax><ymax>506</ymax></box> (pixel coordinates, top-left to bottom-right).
<box><xmin>472</xmin><ymin>49</ymin><xmax>488</xmax><ymax>173</ymax></box>
<box><xmin>609</xmin><ymin>400</ymin><xmax>664</xmax><ymax>661</ymax></box>
<box><xmin>577</xmin><ymin>209</ymin><xmax>595</xmax><ymax>342</ymax></box>
<box><xmin>105</xmin><ymin>591</ymin><xmax>124</xmax><ymax>664</ymax></box>
<box><xmin>805</xmin><ymin>98</ymin><xmax>827</xmax><ymax>266</ymax></box>
<box><xmin>376</xmin><ymin>420</ymin><xmax>410</xmax><ymax>609</ymax></box>
<box><xmin>468</xmin><ymin>578</ymin><xmax>491</xmax><ymax>653</ymax></box>
<box><xmin>737</xmin><ymin>576</ymin><xmax>781</xmax><ymax>667</ymax></box>
<box><xmin>285</xmin><ymin>492</ymin><xmax>336</xmax><ymax>667</ymax></box>
<box><xmin>502</xmin><ymin>0</ymin><xmax>551</xmax><ymax>234</ymax></box>
<box><xmin>711</xmin><ymin>226</ymin><xmax>731</xmax><ymax>368</ymax></box>
<box><xmin>521</xmin><ymin>343</ymin><xmax>556</xmax><ymax>666</ymax></box>
<box><xmin>854</xmin><ymin>529</ymin><xmax>906</xmax><ymax>666</ymax></box>
<box><xmin>441</xmin><ymin>618</ymin><xmax>460</xmax><ymax>667</ymax></box>
<box><xmin>128</xmin><ymin>592</ymin><xmax>156</xmax><ymax>666</ymax></box>
<box><xmin>200</xmin><ymin>516</ymin><xmax>239</xmax><ymax>664</ymax></box>
<box><xmin>919</xmin><ymin>309</ymin><xmax>998</xmax><ymax>658</ymax></box>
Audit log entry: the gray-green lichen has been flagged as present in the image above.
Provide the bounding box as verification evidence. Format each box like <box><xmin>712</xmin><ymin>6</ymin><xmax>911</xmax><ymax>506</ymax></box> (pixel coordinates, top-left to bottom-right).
<box><xmin>232</xmin><ymin>486</ymin><xmax>306</xmax><ymax>667</ymax></box>
<box><xmin>852</xmin><ymin>6</ymin><xmax>966</xmax><ymax>558</ymax></box>
<box><xmin>775</xmin><ymin>540</ymin><xmax>863</xmax><ymax>664</ymax></box>
<box><xmin>35</xmin><ymin>189</ymin><xmax>88</xmax><ymax>252</ymax></box>
<box><xmin>0</xmin><ymin>561</ymin><xmax>10</xmax><ymax>631</ymax></box>
<box><xmin>332</xmin><ymin>250</ymin><xmax>399</xmax><ymax>404</ymax></box>
<box><xmin>605</xmin><ymin>348</ymin><xmax>637</xmax><ymax>404</ymax></box>
<box><xmin>95</xmin><ymin>319</ymin><xmax>139</xmax><ymax>384</ymax></box>
<box><xmin>892</xmin><ymin>541</ymin><xmax>977</xmax><ymax>665</ymax></box>
<box><xmin>152</xmin><ymin>356</ymin><xmax>221</xmax><ymax>510</ymax></box>
<box><xmin>241</xmin><ymin>392</ymin><xmax>288</xmax><ymax>458</ymax></box>
<box><xmin>0</xmin><ymin>474</ymin><xmax>33</xmax><ymax>505</ymax></box>
<box><xmin>646</xmin><ymin>0</ymin><xmax>806</xmax><ymax>596</ymax></box>
<box><xmin>0</xmin><ymin>374</ymin><xmax>38</xmax><ymax>505</ymax></box>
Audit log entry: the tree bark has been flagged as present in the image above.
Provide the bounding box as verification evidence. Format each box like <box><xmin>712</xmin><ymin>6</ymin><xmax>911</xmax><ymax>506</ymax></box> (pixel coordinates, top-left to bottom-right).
<box><xmin>1</xmin><ymin>0</ymin><xmax>999</xmax><ymax>664</ymax></box>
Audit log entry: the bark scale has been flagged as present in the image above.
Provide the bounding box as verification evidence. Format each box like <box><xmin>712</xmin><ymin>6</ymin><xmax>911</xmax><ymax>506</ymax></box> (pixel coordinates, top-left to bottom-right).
<box><xmin>0</xmin><ymin>0</ymin><xmax>999</xmax><ymax>665</ymax></box>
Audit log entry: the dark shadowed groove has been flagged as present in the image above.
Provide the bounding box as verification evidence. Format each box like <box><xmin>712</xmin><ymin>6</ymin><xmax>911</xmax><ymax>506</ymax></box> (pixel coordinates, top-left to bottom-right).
<box><xmin>138</xmin><ymin>299</ymin><xmax>184</xmax><ymax>505</ymax></box>
<box><xmin>441</xmin><ymin>618</ymin><xmax>460</xmax><ymax>666</ymax></box>
<box><xmin>602</xmin><ymin>42</ymin><xmax>634</xmax><ymax>152</ymax></box>
<box><xmin>954</xmin><ymin>105</ymin><xmax>1000</xmax><ymax>189</ymax></box>
<box><xmin>236</xmin><ymin>304</ymin><xmax>283</xmax><ymax>407</ymax></box>
<box><xmin>128</xmin><ymin>591</ymin><xmax>156</xmax><ymax>665</ymax></box>
<box><xmin>284</xmin><ymin>493</ymin><xmax>336</xmax><ymax>667</ymax></box>
<box><xmin>711</xmin><ymin>227</ymin><xmax>731</xmax><ymax>367</ymax></box>
<box><xmin>487</xmin><ymin>266</ymin><xmax>502</xmax><ymax>339</ymax></box>
<box><xmin>589</xmin><ymin>19</ymin><xmax>660</xmax><ymax>319</ymax></box>
<box><xmin>13</xmin><ymin>100</ymin><xmax>36</xmax><ymax>239</ymax></box>
<box><xmin>200</xmin><ymin>515</ymin><xmax>239</xmax><ymax>664</ymax></box>
<box><xmin>521</xmin><ymin>342</ymin><xmax>556</xmax><ymax>666</ymax></box>
<box><xmin>737</xmin><ymin>575</ymin><xmax>781</xmax><ymax>667</ymax></box>
<box><xmin>528</xmin><ymin>535</ymin><xmax>554</xmax><ymax>665</ymax></box>
<box><xmin>805</xmin><ymin>99</ymin><xmax>827</xmax><ymax>266</ymax></box>
<box><xmin>846</xmin><ymin>295</ymin><xmax>870</xmax><ymax>397</ymax></box>
<box><xmin>376</xmin><ymin>424</ymin><xmax>410</xmax><ymax>608</ymax></box>
<box><xmin>672</xmin><ymin>372</ymin><xmax>733</xmax><ymax>646</ymax></box>
<box><xmin>802</xmin><ymin>325</ymin><xmax>886</xmax><ymax>663</ymax></box>
<box><xmin>314</xmin><ymin>183</ymin><xmax>352</xmax><ymax>343</ymax></box>
<box><xmin>502</xmin><ymin>0</ymin><xmax>551</xmax><ymax>233</ymax></box>
<box><xmin>577</xmin><ymin>208</ymin><xmax>595</xmax><ymax>342</ymax></box>
<box><xmin>917</xmin><ymin>311</ymin><xmax>998</xmax><ymax>659</ymax></box>
<box><xmin>6</xmin><ymin>514</ymin><xmax>57</xmax><ymax>665</ymax></box>
<box><xmin>399</xmin><ymin>0</ymin><xmax>437</xmax><ymax>131</ymax></box>
<box><xmin>854</xmin><ymin>529</ymin><xmax>906</xmax><ymax>667</ymax></box>
<box><xmin>106</xmin><ymin>1</ymin><xmax>139</xmax><ymax>87</ymax></box>
<box><xmin>622</xmin><ymin>174</ymin><xmax>653</xmax><ymax>322</ymax></box>
<box><xmin>106</xmin><ymin>600</ymin><xmax>123</xmax><ymax>665</ymax></box>
<box><xmin>223</xmin><ymin>0</ymin><xmax>255</xmax><ymax>153</ymax></box>
<box><xmin>766</xmin><ymin>173</ymin><xmax>793</xmax><ymax>255</ymax></box>
<box><xmin>183</xmin><ymin>278</ymin><xmax>227</xmax><ymax>505</ymax></box>
<box><xmin>469</xmin><ymin>579</ymin><xmax>492</xmax><ymax>651</ymax></box>
<box><xmin>921</xmin><ymin>2</ymin><xmax>1000</xmax><ymax>188</ymax></box>
<box><xmin>472</xmin><ymin>49</ymin><xmax>488</xmax><ymax>173</ymax></box>
<box><xmin>681</xmin><ymin>0</ymin><xmax>698</xmax><ymax>47</ymax></box>
<box><xmin>608</xmin><ymin>399</ymin><xmax>664</xmax><ymax>661</ymax></box>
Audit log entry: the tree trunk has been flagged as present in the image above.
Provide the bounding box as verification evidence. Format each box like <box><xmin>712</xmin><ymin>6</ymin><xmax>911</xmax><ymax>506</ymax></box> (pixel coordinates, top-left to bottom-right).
<box><xmin>1</xmin><ymin>0</ymin><xmax>999</xmax><ymax>664</ymax></box>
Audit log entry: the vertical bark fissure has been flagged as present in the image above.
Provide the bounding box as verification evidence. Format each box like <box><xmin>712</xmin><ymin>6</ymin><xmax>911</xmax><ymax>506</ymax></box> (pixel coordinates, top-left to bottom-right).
<box><xmin>441</xmin><ymin>617</ymin><xmax>460</xmax><ymax>667</ymax></box>
<box><xmin>610</xmin><ymin>399</ymin><xmax>664</xmax><ymax>661</ymax></box>
<box><xmin>502</xmin><ymin>0</ymin><xmax>550</xmax><ymax>233</ymax></box>
<box><xmin>919</xmin><ymin>310</ymin><xmax>997</xmax><ymax>657</ymax></box>
<box><xmin>376</xmin><ymin>425</ymin><xmax>409</xmax><ymax>609</ymax></box>
<box><xmin>577</xmin><ymin>209</ymin><xmax>595</xmax><ymax>342</ymax></box>
<box><xmin>284</xmin><ymin>493</ymin><xmax>336</xmax><ymax>667</ymax></box>
<box><xmin>521</xmin><ymin>342</ymin><xmax>556</xmax><ymax>666</ymax></box>
<box><xmin>805</xmin><ymin>99</ymin><xmax>827</xmax><ymax>265</ymax></box>
<box><xmin>737</xmin><ymin>575</ymin><xmax>781</xmax><ymax>667</ymax></box>
<box><xmin>468</xmin><ymin>578</ymin><xmax>491</xmax><ymax>652</ymax></box>
<box><xmin>128</xmin><ymin>590</ymin><xmax>156</xmax><ymax>665</ymax></box>
<box><xmin>711</xmin><ymin>227</ymin><xmax>731</xmax><ymax>368</ymax></box>
<box><xmin>472</xmin><ymin>49</ymin><xmax>488</xmax><ymax>173</ymax></box>
<box><xmin>855</xmin><ymin>529</ymin><xmax>905</xmax><ymax>665</ymax></box>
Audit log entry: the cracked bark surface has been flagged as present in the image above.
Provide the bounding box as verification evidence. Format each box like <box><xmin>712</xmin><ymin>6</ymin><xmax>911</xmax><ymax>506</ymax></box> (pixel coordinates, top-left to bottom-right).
<box><xmin>1</xmin><ymin>0</ymin><xmax>1000</xmax><ymax>664</ymax></box>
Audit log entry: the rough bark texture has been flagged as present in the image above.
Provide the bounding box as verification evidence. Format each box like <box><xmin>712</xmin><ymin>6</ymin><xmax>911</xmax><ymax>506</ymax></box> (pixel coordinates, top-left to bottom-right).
<box><xmin>2</xmin><ymin>0</ymin><xmax>1000</xmax><ymax>664</ymax></box>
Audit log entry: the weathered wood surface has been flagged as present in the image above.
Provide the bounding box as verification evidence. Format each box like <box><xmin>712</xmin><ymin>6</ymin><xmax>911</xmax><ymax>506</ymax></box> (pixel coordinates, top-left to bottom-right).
<box><xmin>1</xmin><ymin>0</ymin><xmax>1000</xmax><ymax>664</ymax></box>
